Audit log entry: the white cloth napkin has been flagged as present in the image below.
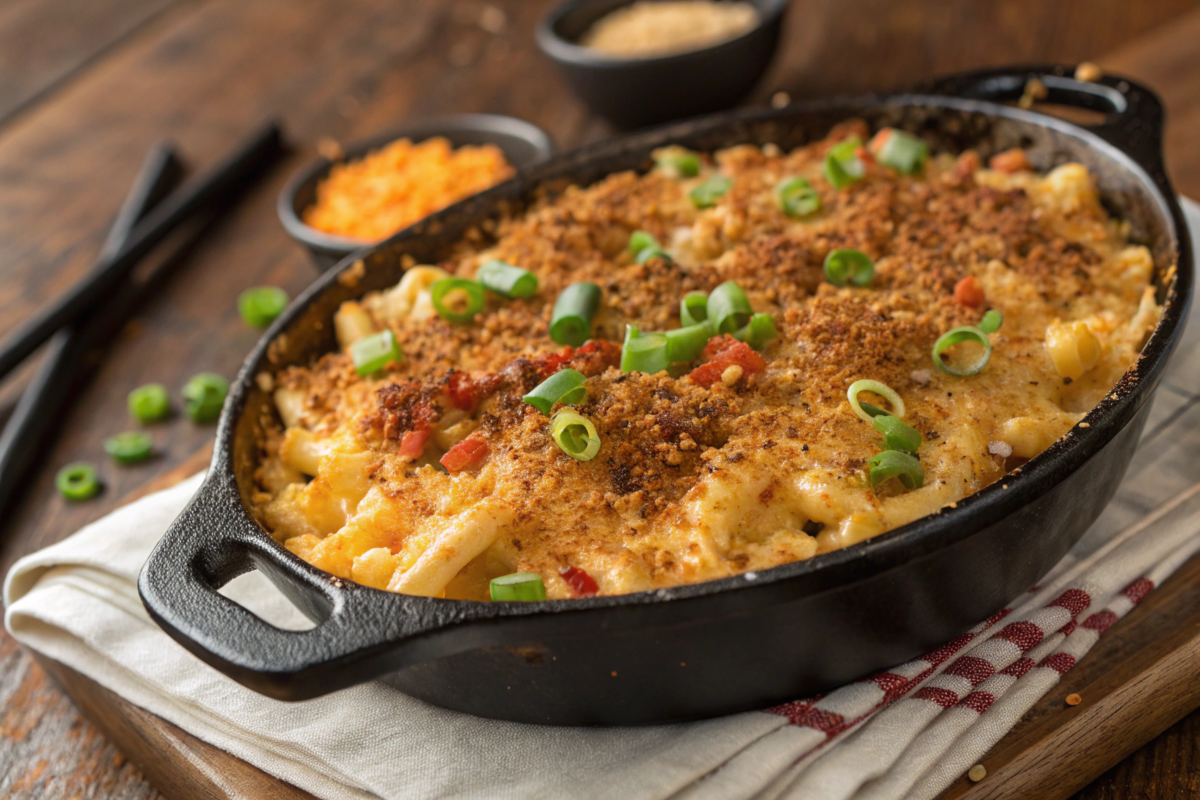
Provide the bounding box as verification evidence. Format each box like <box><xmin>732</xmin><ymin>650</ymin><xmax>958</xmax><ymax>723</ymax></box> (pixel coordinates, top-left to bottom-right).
<box><xmin>6</xmin><ymin>201</ymin><xmax>1200</xmax><ymax>800</ymax></box>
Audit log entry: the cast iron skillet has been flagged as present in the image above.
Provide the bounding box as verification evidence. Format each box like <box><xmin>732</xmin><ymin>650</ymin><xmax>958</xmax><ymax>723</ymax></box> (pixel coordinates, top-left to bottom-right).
<box><xmin>139</xmin><ymin>65</ymin><xmax>1193</xmax><ymax>725</ymax></box>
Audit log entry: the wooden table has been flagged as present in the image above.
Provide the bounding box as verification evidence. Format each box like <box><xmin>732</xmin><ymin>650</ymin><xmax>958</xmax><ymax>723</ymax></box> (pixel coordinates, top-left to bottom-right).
<box><xmin>2</xmin><ymin>1</ymin><xmax>1199</xmax><ymax>796</ymax></box>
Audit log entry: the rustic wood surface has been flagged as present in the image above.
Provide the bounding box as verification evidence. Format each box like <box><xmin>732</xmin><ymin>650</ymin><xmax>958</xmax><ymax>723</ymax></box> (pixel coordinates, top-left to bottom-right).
<box><xmin>1</xmin><ymin>0</ymin><xmax>1200</xmax><ymax>797</ymax></box>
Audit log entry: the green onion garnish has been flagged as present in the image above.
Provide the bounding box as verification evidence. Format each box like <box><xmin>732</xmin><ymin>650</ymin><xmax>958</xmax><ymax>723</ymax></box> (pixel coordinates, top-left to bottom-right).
<box><xmin>824</xmin><ymin>138</ymin><xmax>865</xmax><ymax>189</ymax></box>
<box><xmin>489</xmin><ymin>573</ymin><xmax>547</xmax><ymax>602</ymax></box>
<box><xmin>431</xmin><ymin>278</ymin><xmax>485</xmax><ymax>323</ymax></box>
<box><xmin>847</xmin><ymin>379</ymin><xmax>906</xmax><ymax>423</ymax></box>
<box><xmin>776</xmin><ymin>177</ymin><xmax>821</xmax><ymax>217</ymax></box>
<box><xmin>868</xmin><ymin>450</ymin><xmax>925</xmax><ymax>489</ymax></box>
<box><xmin>636</xmin><ymin>246</ymin><xmax>671</xmax><ymax>264</ymax></box>
<box><xmin>523</xmin><ymin>368</ymin><xmax>587</xmax><ymax>414</ymax></box>
<box><xmin>629</xmin><ymin>230</ymin><xmax>658</xmax><ymax>257</ymax></box>
<box><xmin>877</xmin><ymin>131</ymin><xmax>929</xmax><ymax>174</ymax></box>
<box><xmin>350</xmin><ymin>330</ymin><xmax>403</xmax><ymax>376</ymax></box>
<box><xmin>707</xmin><ymin>281</ymin><xmax>752</xmax><ymax>335</ymax></box>
<box><xmin>550</xmin><ymin>282</ymin><xmax>602</xmax><ymax>347</ymax></box>
<box><xmin>680</xmin><ymin>291</ymin><xmax>709</xmax><ymax>328</ymax></box>
<box><xmin>621</xmin><ymin>325</ymin><xmax>670</xmax><ymax>374</ymax></box>
<box><xmin>734</xmin><ymin>313</ymin><xmax>777</xmax><ymax>351</ymax></box>
<box><xmin>979</xmin><ymin>309</ymin><xmax>1004</xmax><ymax>334</ymax></box>
<box><xmin>56</xmin><ymin>462</ymin><xmax>100</xmax><ymax>501</ymax></box>
<box><xmin>873</xmin><ymin>415</ymin><xmax>922</xmax><ymax>453</ymax></box>
<box><xmin>665</xmin><ymin>324</ymin><xmax>712</xmax><ymax>362</ymax></box>
<box><xmin>823</xmin><ymin>249</ymin><xmax>875</xmax><ymax>287</ymax></box>
<box><xmin>655</xmin><ymin>150</ymin><xmax>701</xmax><ymax>178</ymax></box>
<box><xmin>104</xmin><ymin>431</ymin><xmax>154</xmax><ymax>464</ymax></box>
<box><xmin>932</xmin><ymin>326</ymin><xmax>993</xmax><ymax>376</ymax></box>
<box><xmin>182</xmin><ymin>372</ymin><xmax>228</xmax><ymax>423</ymax></box>
<box><xmin>476</xmin><ymin>260</ymin><xmax>538</xmax><ymax>299</ymax></box>
<box><xmin>238</xmin><ymin>286</ymin><xmax>289</xmax><ymax>328</ymax></box>
<box><xmin>551</xmin><ymin>410</ymin><xmax>602</xmax><ymax>461</ymax></box>
<box><xmin>689</xmin><ymin>175</ymin><xmax>732</xmax><ymax>209</ymax></box>
<box><xmin>128</xmin><ymin>383</ymin><xmax>170</xmax><ymax>423</ymax></box>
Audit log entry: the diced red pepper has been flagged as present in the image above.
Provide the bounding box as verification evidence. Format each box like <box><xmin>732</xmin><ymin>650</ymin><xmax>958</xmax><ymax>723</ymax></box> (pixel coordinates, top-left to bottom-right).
<box><xmin>534</xmin><ymin>347</ymin><xmax>575</xmax><ymax>378</ymax></box>
<box><xmin>689</xmin><ymin>338</ymin><xmax>766</xmax><ymax>389</ymax></box>
<box><xmin>953</xmin><ymin>275</ymin><xmax>986</xmax><ymax>308</ymax></box>
<box><xmin>446</xmin><ymin>371</ymin><xmax>479</xmax><ymax>412</ymax></box>
<box><xmin>988</xmin><ymin>148</ymin><xmax>1031</xmax><ymax>174</ymax></box>
<box><xmin>702</xmin><ymin>333</ymin><xmax>739</xmax><ymax>360</ymax></box>
<box><xmin>440</xmin><ymin>436</ymin><xmax>489</xmax><ymax>473</ymax></box>
<box><xmin>868</xmin><ymin>128</ymin><xmax>893</xmax><ymax>154</ymax></box>
<box><xmin>854</xmin><ymin>145</ymin><xmax>876</xmax><ymax>167</ymax></box>
<box><xmin>560</xmin><ymin>566</ymin><xmax>598</xmax><ymax>596</ymax></box>
<box><xmin>399</xmin><ymin>425</ymin><xmax>430</xmax><ymax>459</ymax></box>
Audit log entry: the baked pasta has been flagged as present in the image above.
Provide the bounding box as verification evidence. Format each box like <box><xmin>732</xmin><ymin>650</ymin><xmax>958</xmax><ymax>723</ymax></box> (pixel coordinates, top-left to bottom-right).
<box><xmin>253</xmin><ymin>121</ymin><xmax>1163</xmax><ymax>601</ymax></box>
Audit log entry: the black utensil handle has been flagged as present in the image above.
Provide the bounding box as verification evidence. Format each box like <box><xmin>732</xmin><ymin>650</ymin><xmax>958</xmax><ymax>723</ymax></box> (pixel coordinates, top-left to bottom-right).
<box><xmin>138</xmin><ymin>474</ymin><xmax>473</xmax><ymax>700</ymax></box>
<box><xmin>914</xmin><ymin>64</ymin><xmax>1166</xmax><ymax>170</ymax></box>
<box><xmin>0</xmin><ymin>121</ymin><xmax>285</xmax><ymax>383</ymax></box>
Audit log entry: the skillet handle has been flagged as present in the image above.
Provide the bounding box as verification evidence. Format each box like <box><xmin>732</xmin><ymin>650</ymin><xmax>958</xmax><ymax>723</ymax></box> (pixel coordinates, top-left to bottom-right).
<box><xmin>914</xmin><ymin>64</ymin><xmax>1166</xmax><ymax>172</ymax></box>
<box><xmin>137</xmin><ymin>473</ymin><xmax>475</xmax><ymax>700</ymax></box>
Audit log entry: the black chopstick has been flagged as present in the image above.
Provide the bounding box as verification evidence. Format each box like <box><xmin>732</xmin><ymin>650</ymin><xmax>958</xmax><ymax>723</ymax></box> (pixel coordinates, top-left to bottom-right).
<box><xmin>0</xmin><ymin>121</ymin><xmax>284</xmax><ymax>383</ymax></box>
<box><xmin>0</xmin><ymin>144</ymin><xmax>183</xmax><ymax>520</ymax></box>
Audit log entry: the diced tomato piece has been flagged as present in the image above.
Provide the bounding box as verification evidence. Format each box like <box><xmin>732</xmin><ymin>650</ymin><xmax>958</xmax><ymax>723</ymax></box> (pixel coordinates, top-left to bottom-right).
<box><xmin>534</xmin><ymin>347</ymin><xmax>575</xmax><ymax>378</ymax></box>
<box><xmin>559</xmin><ymin>566</ymin><xmax>598</xmax><ymax>596</ymax></box>
<box><xmin>988</xmin><ymin>148</ymin><xmax>1031</xmax><ymax>174</ymax></box>
<box><xmin>690</xmin><ymin>339</ymin><xmax>766</xmax><ymax>389</ymax></box>
<box><xmin>702</xmin><ymin>333</ymin><xmax>739</xmax><ymax>360</ymax></box>
<box><xmin>953</xmin><ymin>275</ymin><xmax>986</xmax><ymax>308</ymax></box>
<box><xmin>398</xmin><ymin>425</ymin><xmax>430</xmax><ymax>459</ymax></box>
<box><xmin>446</xmin><ymin>371</ymin><xmax>479</xmax><ymax>412</ymax></box>
<box><xmin>440</xmin><ymin>436</ymin><xmax>489</xmax><ymax>473</ymax></box>
<box><xmin>854</xmin><ymin>145</ymin><xmax>876</xmax><ymax>167</ymax></box>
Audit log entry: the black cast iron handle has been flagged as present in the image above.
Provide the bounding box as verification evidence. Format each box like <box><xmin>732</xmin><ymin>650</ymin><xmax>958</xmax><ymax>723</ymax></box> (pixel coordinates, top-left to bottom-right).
<box><xmin>138</xmin><ymin>472</ymin><xmax>508</xmax><ymax>700</ymax></box>
<box><xmin>913</xmin><ymin>64</ymin><xmax>1166</xmax><ymax>172</ymax></box>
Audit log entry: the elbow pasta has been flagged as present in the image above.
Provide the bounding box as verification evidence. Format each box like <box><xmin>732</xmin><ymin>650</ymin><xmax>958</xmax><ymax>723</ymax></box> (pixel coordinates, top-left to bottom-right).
<box><xmin>254</xmin><ymin>126</ymin><xmax>1164</xmax><ymax>601</ymax></box>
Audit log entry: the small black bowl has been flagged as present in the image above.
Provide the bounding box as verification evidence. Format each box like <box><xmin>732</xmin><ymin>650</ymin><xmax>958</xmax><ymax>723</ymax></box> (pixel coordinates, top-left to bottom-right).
<box><xmin>278</xmin><ymin>114</ymin><xmax>553</xmax><ymax>271</ymax></box>
<box><xmin>537</xmin><ymin>0</ymin><xmax>789</xmax><ymax>130</ymax></box>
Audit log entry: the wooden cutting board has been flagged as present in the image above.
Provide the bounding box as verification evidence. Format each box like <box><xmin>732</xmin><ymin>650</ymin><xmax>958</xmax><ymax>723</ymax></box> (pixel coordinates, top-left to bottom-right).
<box><xmin>27</xmin><ymin>401</ymin><xmax>1200</xmax><ymax>800</ymax></box>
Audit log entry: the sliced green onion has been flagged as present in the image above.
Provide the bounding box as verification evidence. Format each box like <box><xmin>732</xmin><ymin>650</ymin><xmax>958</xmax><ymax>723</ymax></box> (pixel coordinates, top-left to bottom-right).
<box><xmin>551</xmin><ymin>410</ymin><xmax>602</xmax><ymax>461</ymax></box>
<box><xmin>689</xmin><ymin>175</ymin><xmax>732</xmax><ymax>209</ymax></box>
<box><xmin>56</xmin><ymin>462</ymin><xmax>100</xmax><ymax>501</ymax></box>
<box><xmin>655</xmin><ymin>150</ymin><xmax>701</xmax><ymax>178</ymax></box>
<box><xmin>823</xmin><ymin>249</ymin><xmax>875</xmax><ymax>287</ymax></box>
<box><xmin>860</xmin><ymin>402</ymin><xmax>889</xmax><ymax>418</ymax></box>
<box><xmin>776</xmin><ymin>177</ymin><xmax>821</xmax><ymax>217</ymax></box>
<box><xmin>477</xmin><ymin>260</ymin><xmax>538</xmax><ymax>299</ymax></box>
<box><xmin>350</xmin><ymin>330</ymin><xmax>403</xmax><ymax>376</ymax></box>
<box><xmin>979</xmin><ymin>309</ymin><xmax>1004</xmax><ymax>334</ymax></box>
<box><xmin>824</xmin><ymin>138</ymin><xmax>865</xmax><ymax>189</ymax></box>
<box><xmin>932</xmin><ymin>326</ymin><xmax>993</xmax><ymax>376</ymax></box>
<box><xmin>550</xmin><ymin>282</ymin><xmax>601</xmax><ymax>347</ymax></box>
<box><xmin>877</xmin><ymin>130</ymin><xmax>929</xmax><ymax>174</ymax></box>
<box><xmin>665</xmin><ymin>324</ymin><xmax>712</xmax><ymax>362</ymax></box>
<box><xmin>868</xmin><ymin>450</ymin><xmax>925</xmax><ymax>489</ymax></box>
<box><xmin>238</xmin><ymin>286</ymin><xmax>289</xmax><ymax>328</ymax></box>
<box><xmin>847</xmin><ymin>379</ymin><xmax>905</xmax><ymax>423</ymax></box>
<box><xmin>873</xmin><ymin>415</ymin><xmax>922</xmax><ymax>453</ymax></box>
<box><xmin>734</xmin><ymin>313</ymin><xmax>777</xmax><ymax>350</ymax></box>
<box><xmin>621</xmin><ymin>325</ymin><xmax>670</xmax><ymax>374</ymax></box>
<box><xmin>523</xmin><ymin>368</ymin><xmax>587</xmax><ymax>414</ymax></box>
<box><xmin>680</xmin><ymin>291</ymin><xmax>709</xmax><ymax>327</ymax></box>
<box><xmin>489</xmin><ymin>573</ymin><xmax>547</xmax><ymax>602</ymax></box>
<box><xmin>430</xmin><ymin>278</ymin><xmax>485</xmax><ymax>323</ymax></box>
<box><xmin>182</xmin><ymin>372</ymin><xmax>228</xmax><ymax>423</ymax></box>
<box><xmin>128</xmin><ymin>383</ymin><xmax>170</xmax><ymax>423</ymax></box>
<box><xmin>104</xmin><ymin>431</ymin><xmax>154</xmax><ymax>464</ymax></box>
<box><xmin>707</xmin><ymin>281</ymin><xmax>752</xmax><ymax>334</ymax></box>
<box><xmin>629</xmin><ymin>230</ymin><xmax>658</xmax><ymax>257</ymax></box>
<box><xmin>636</xmin><ymin>246</ymin><xmax>671</xmax><ymax>264</ymax></box>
